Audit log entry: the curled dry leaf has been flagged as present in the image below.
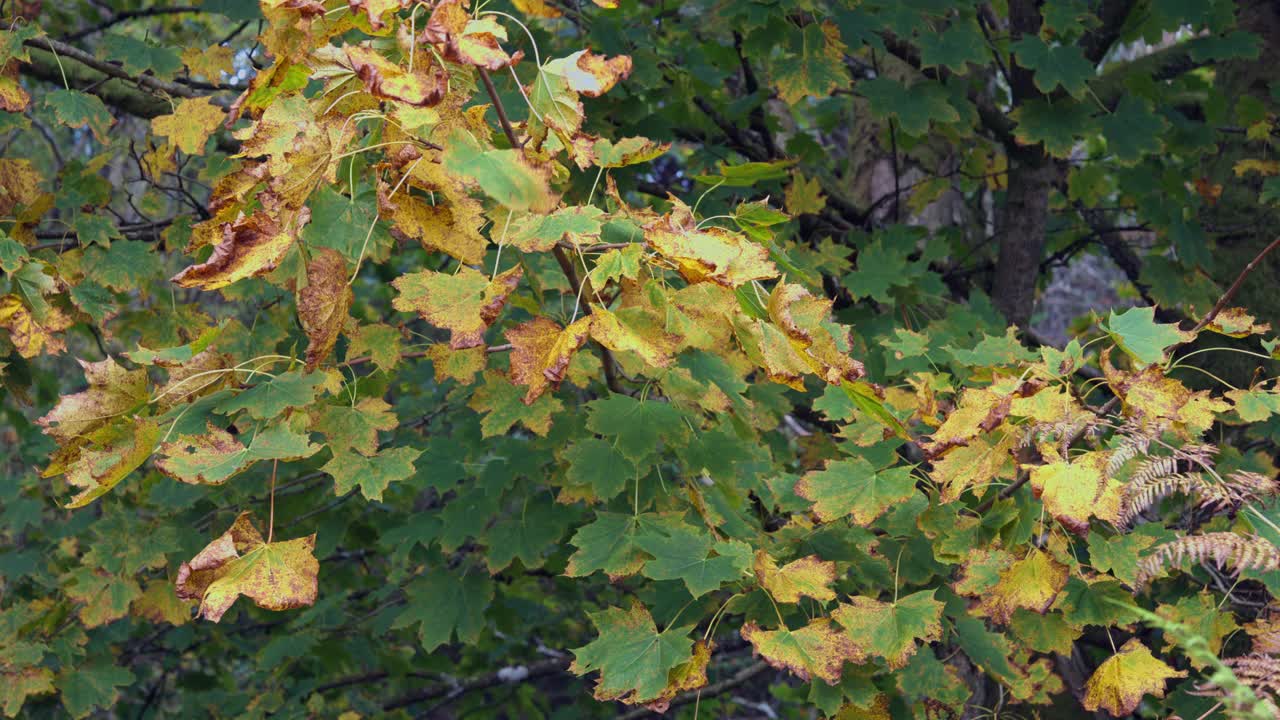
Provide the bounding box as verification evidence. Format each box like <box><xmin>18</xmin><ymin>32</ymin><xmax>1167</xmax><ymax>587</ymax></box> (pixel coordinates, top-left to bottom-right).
<box><xmin>173</xmin><ymin>210</ymin><xmax>306</xmax><ymax>291</ymax></box>
<box><xmin>298</xmin><ymin>248</ymin><xmax>352</xmax><ymax>370</ymax></box>
<box><xmin>175</xmin><ymin>512</ymin><xmax>318</xmax><ymax>622</ymax></box>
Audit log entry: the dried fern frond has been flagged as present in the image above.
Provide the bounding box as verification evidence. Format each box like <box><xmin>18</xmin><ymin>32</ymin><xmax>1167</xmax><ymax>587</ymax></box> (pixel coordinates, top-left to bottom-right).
<box><xmin>1135</xmin><ymin>533</ymin><xmax>1280</xmax><ymax>588</ymax></box>
<box><xmin>1226</xmin><ymin>471</ymin><xmax>1280</xmax><ymax>502</ymax></box>
<box><xmin>1246</xmin><ymin>614</ymin><xmax>1280</xmax><ymax>656</ymax></box>
<box><xmin>1192</xmin><ymin>654</ymin><xmax>1280</xmax><ymax>716</ymax></box>
<box><xmin>1120</xmin><ymin>472</ymin><xmax>1211</xmax><ymax>528</ymax></box>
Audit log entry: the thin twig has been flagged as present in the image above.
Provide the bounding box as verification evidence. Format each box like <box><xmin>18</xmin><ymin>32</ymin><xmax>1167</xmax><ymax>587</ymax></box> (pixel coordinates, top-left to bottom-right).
<box><xmin>1191</xmin><ymin>235</ymin><xmax>1280</xmax><ymax>334</ymax></box>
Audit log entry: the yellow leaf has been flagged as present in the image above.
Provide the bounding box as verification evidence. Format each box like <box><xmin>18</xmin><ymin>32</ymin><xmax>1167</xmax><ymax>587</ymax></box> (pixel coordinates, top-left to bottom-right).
<box><xmin>1233</xmin><ymin>158</ymin><xmax>1280</xmax><ymax>177</ymax></box>
<box><xmin>36</xmin><ymin>356</ymin><xmax>149</xmax><ymax>444</ymax></box>
<box><xmin>589</xmin><ymin>305</ymin><xmax>679</xmax><ymax>369</ymax></box>
<box><xmin>932</xmin><ymin>432</ymin><xmax>1017</xmax><ymax>502</ymax></box>
<box><xmin>766</xmin><ymin>282</ymin><xmax>865</xmax><ymax>385</ymax></box>
<box><xmin>753</xmin><ymin>550</ymin><xmax>837</xmax><ymax>603</ymax></box>
<box><xmin>0</xmin><ymin>294</ymin><xmax>73</xmax><ymax>358</ymax></box>
<box><xmin>181</xmin><ymin>45</ymin><xmax>234</xmax><ymax>78</ymax></box>
<box><xmin>172</xmin><ymin>211</ymin><xmax>298</xmax><ymax>291</ymax></box>
<box><xmin>381</xmin><ymin>185</ymin><xmax>488</xmax><ymax>265</ymax></box>
<box><xmin>152</xmin><ymin>97</ymin><xmax>225</xmax><ymax>155</ymax></box>
<box><xmin>392</xmin><ymin>266</ymin><xmax>523</xmax><ymax>349</ymax></box>
<box><xmin>343</xmin><ymin>44</ymin><xmax>447</xmax><ymax>106</ymax></box>
<box><xmin>511</xmin><ymin>0</ymin><xmax>562</xmax><ymax>17</ymax></box>
<box><xmin>425</xmin><ymin>344</ymin><xmax>486</xmax><ymax>384</ymax></box>
<box><xmin>132</xmin><ymin>580</ymin><xmax>193</xmax><ymax>626</ymax></box>
<box><xmin>175</xmin><ymin>512</ymin><xmax>318</xmax><ymax>622</ymax></box>
<box><xmin>1028</xmin><ymin>450</ymin><xmax>1122</xmax><ymax>534</ymax></box>
<box><xmin>741</xmin><ymin>619</ymin><xmax>863</xmax><ymax>685</ymax></box>
<box><xmin>1082</xmin><ymin>638</ymin><xmax>1185</xmax><ymax>716</ymax></box>
<box><xmin>647</xmin><ymin>224</ymin><xmax>778</xmax><ymax>288</ymax></box>
<box><xmin>977</xmin><ymin>550</ymin><xmax>1070</xmax><ymax>623</ymax></box>
<box><xmin>785</xmin><ymin>172</ymin><xmax>827</xmax><ymax>216</ymax></box>
<box><xmin>506</xmin><ymin>316</ymin><xmax>592</xmax><ymax>403</ymax></box>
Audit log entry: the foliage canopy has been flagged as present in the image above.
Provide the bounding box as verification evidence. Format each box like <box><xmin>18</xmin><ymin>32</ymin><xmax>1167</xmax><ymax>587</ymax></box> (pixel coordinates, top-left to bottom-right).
<box><xmin>3</xmin><ymin>0</ymin><xmax>1280</xmax><ymax>718</ymax></box>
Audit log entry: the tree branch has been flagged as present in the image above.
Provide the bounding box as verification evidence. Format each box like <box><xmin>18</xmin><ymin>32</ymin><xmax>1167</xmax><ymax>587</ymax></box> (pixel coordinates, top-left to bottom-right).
<box><xmin>62</xmin><ymin>6</ymin><xmax>203</xmax><ymax>42</ymax></box>
<box><xmin>22</xmin><ymin>36</ymin><xmax>200</xmax><ymax>100</ymax></box>
<box><xmin>1192</xmin><ymin>234</ymin><xmax>1280</xmax><ymax>333</ymax></box>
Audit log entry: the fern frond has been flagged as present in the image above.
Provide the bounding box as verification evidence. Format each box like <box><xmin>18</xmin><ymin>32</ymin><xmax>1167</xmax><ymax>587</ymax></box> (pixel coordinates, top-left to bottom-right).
<box><xmin>1120</xmin><ymin>472</ymin><xmax>1209</xmax><ymax>528</ymax></box>
<box><xmin>1135</xmin><ymin>533</ymin><xmax>1280</xmax><ymax>588</ymax></box>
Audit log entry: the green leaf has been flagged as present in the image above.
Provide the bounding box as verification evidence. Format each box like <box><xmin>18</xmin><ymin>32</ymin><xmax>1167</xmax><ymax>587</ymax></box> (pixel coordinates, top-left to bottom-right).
<box><xmin>99</xmin><ymin>33</ymin><xmax>183</xmax><ymax>78</ymax></box>
<box><xmin>918</xmin><ymin>20</ymin><xmax>988</xmax><ymax>72</ymax></box>
<box><xmin>637</xmin><ymin>525</ymin><xmax>750</xmax><ymax>597</ymax></box>
<box><xmin>1010</xmin><ymin>99</ymin><xmax>1098</xmax><ymax>157</ymax></box>
<box><xmin>1010</xmin><ymin>36</ymin><xmax>1094</xmax><ymax>97</ymax></box>
<box><xmin>393</xmin><ymin>567</ymin><xmax>493</xmax><ymax>652</ymax></box>
<box><xmin>321</xmin><ymin>446</ymin><xmax>420</xmax><ymax>500</ymax></box>
<box><xmin>443</xmin><ymin>132</ymin><xmax>553</xmax><ymax>212</ymax></box>
<box><xmin>482</xmin><ymin>493</ymin><xmax>578</xmax><ymax>572</ymax></box>
<box><xmin>312</xmin><ymin>397</ymin><xmax>398</xmax><ymax>456</ymax></box>
<box><xmin>570</xmin><ymin>602</ymin><xmax>695</xmax><ymax>704</ymax></box>
<box><xmin>795</xmin><ymin>457</ymin><xmax>917</xmax><ymax>525</ymax></box>
<box><xmin>585</xmin><ymin>393</ymin><xmax>687</xmax><ymax>464</ymax></box>
<box><xmin>1100</xmin><ymin>97</ymin><xmax>1167</xmax><ymax>165</ymax></box>
<box><xmin>45</xmin><ymin>89</ymin><xmax>114</xmax><ymax>143</ymax></box>
<box><xmin>858</xmin><ymin>77</ymin><xmax>960</xmax><ymax>136</ymax></box>
<box><xmin>215</xmin><ymin>370</ymin><xmax>328</xmax><ymax>420</ymax></box>
<box><xmin>1104</xmin><ymin>306</ymin><xmax>1192</xmax><ymax>366</ymax></box>
<box><xmin>566</xmin><ymin>511</ymin><xmax>685</xmax><ymax>580</ymax></box>
<box><xmin>562</xmin><ymin>436</ymin><xmax>636</xmax><ymax>501</ymax></box>
<box><xmin>57</xmin><ymin>662</ymin><xmax>134</xmax><ymax>719</ymax></box>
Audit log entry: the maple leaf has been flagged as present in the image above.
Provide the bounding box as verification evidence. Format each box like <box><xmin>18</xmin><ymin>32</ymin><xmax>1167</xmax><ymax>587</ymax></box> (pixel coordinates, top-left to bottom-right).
<box><xmin>345</xmin><ymin>322</ymin><xmax>403</xmax><ymax>373</ymax></box>
<box><xmin>392</xmin><ymin>266</ymin><xmax>522</xmax><ymax>349</ymax></box>
<box><xmin>155</xmin><ymin>422</ymin><xmax>319</xmax><ymax>485</ymax></box>
<box><xmin>426</xmin><ymin>344</ymin><xmax>486</xmax><ymax>384</ymax></box>
<box><xmin>342</xmin><ymin>45</ymin><xmax>447</xmax><ymax>107</ymax></box>
<box><xmin>322</xmin><ymin>446</ymin><xmax>420</xmax><ymax>501</ymax></box>
<box><xmin>561</xmin><ymin>436</ymin><xmax>636</xmax><ymax>502</ymax></box>
<box><xmin>467</xmin><ymin>369</ymin><xmax>563</xmax><ymax>437</ymax></box>
<box><xmin>774</xmin><ymin>22</ymin><xmax>849</xmax><ymax>104</ymax></box>
<box><xmin>647</xmin><ymin>225</ymin><xmax>778</xmax><ymax>288</ymax></box>
<box><xmin>1203</xmin><ymin>307</ymin><xmax>1270</xmax><ymax>337</ymax></box>
<box><xmin>588</xmin><ymin>305</ymin><xmax>679</xmax><ymax>370</ymax></box>
<box><xmin>832</xmin><ymin>591</ymin><xmax>944</xmax><ymax>670</ymax></box>
<box><xmin>795</xmin><ymin>457</ymin><xmax>917</xmax><ymax>525</ymax></box>
<box><xmin>392</xmin><ymin>567</ymin><xmax>493</xmax><ymax>651</ymax></box>
<box><xmin>53</xmin><ymin>417</ymin><xmax>160</xmax><ymax>508</ymax></box>
<box><xmin>1104</xmin><ymin>306</ymin><xmax>1192</xmax><ymax>367</ymax></box>
<box><xmin>1082</xmin><ymin>638</ymin><xmax>1185</xmax><ymax>716</ymax></box>
<box><xmin>566</xmin><ymin>511</ymin><xmax>685</xmax><ymax>580</ymax></box>
<box><xmin>311</xmin><ymin>397</ymin><xmax>398</xmax><ymax>456</ymax></box>
<box><xmin>45</xmin><ymin>89</ymin><xmax>114</xmax><ymax>143</ymax></box>
<box><xmin>636</xmin><ymin>526</ymin><xmax>751</xmax><ymax>597</ymax></box>
<box><xmin>587</xmin><ymin>244</ymin><xmax>643</xmax><ymax>288</ymax></box>
<box><xmin>593</xmin><ymin>137</ymin><xmax>671</xmax><ymax>168</ymax></box>
<box><xmin>296</xmin><ymin>249</ymin><xmax>352</xmax><ymax>370</ymax></box>
<box><xmin>508</xmin><ymin>206</ymin><xmax>605</xmax><ymax>252</ymax></box>
<box><xmin>571</xmin><ymin>602</ymin><xmax>694</xmax><ymax>706</ymax></box>
<box><xmin>151</xmin><ymin>97</ymin><xmax>224</xmax><ymax>155</ymax></box>
<box><xmin>175</xmin><ymin>512</ymin><xmax>318</xmax><ymax>622</ymax></box>
<box><xmin>977</xmin><ymin>550</ymin><xmax>1070</xmax><ymax>623</ymax></box>
<box><xmin>766</xmin><ymin>282</ymin><xmax>865</xmax><ymax>384</ymax></box>
<box><xmin>215</xmin><ymin>369</ymin><xmax>329</xmax><ymax>420</ymax></box>
<box><xmin>0</xmin><ymin>294</ymin><xmax>73</xmax><ymax>358</ymax></box>
<box><xmin>786</xmin><ymin>173</ymin><xmax>827</xmax><ymax>216</ymax></box>
<box><xmin>753</xmin><ymin>550</ymin><xmax>837</xmax><ymax>603</ymax></box>
<box><xmin>380</xmin><ymin>189</ymin><xmax>488</xmax><ymax>265</ymax></box>
<box><xmin>506</xmin><ymin>316</ymin><xmax>592</xmax><ymax>403</ymax></box>
<box><xmin>36</xmin><ymin>357</ymin><xmax>149</xmax><ymax>444</ymax></box>
<box><xmin>742</xmin><ymin>618</ymin><xmax>863</xmax><ymax>685</ymax></box>
<box><xmin>172</xmin><ymin>211</ymin><xmax>299</xmax><ymax>291</ymax></box>
<box><xmin>1027</xmin><ymin>450</ymin><xmax>1122</xmax><ymax>534</ymax></box>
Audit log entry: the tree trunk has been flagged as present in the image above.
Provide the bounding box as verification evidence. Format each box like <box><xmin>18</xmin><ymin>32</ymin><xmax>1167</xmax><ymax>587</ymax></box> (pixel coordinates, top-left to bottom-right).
<box><xmin>992</xmin><ymin>155</ymin><xmax>1057</xmax><ymax>327</ymax></box>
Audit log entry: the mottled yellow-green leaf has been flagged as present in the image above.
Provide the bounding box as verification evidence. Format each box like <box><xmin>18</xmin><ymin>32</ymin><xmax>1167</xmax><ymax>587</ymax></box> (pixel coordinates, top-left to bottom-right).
<box><xmin>345</xmin><ymin>322</ymin><xmax>403</xmax><ymax>373</ymax></box>
<box><xmin>312</xmin><ymin>397</ymin><xmax>397</xmax><ymax>456</ymax></box>
<box><xmin>786</xmin><ymin>172</ymin><xmax>827</xmax><ymax>216</ymax></box>
<box><xmin>152</xmin><ymin>97</ymin><xmax>224</xmax><ymax>155</ymax></box>
<box><xmin>753</xmin><ymin>550</ymin><xmax>837</xmax><ymax>603</ymax></box>
<box><xmin>832</xmin><ymin>590</ymin><xmax>944</xmax><ymax>669</ymax></box>
<box><xmin>0</xmin><ymin>293</ymin><xmax>73</xmax><ymax>358</ymax></box>
<box><xmin>175</xmin><ymin>512</ymin><xmax>318</xmax><ymax>622</ymax></box>
<box><xmin>647</xmin><ymin>225</ymin><xmax>777</xmax><ymax>288</ymax></box>
<box><xmin>506</xmin><ymin>316</ymin><xmax>591</xmax><ymax>403</ymax></box>
<box><xmin>37</xmin><ymin>356</ymin><xmax>149</xmax><ymax>443</ymax></box>
<box><xmin>322</xmin><ymin>446</ymin><xmax>420</xmax><ymax>500</ymax></box>
<box><xmin>131</xmin><ymin>580</ymin><xmax>193</xmax><ymax>626</ymax></box>
<box><xmin>425</xmin><ymin>344</ymin><xmax>486</xmax><ymax>384</ymax></box>
<box><xmin>977</xmin><ymin>550</ymin><xmax>1070</xmax><ymax>623</ymax></box>
<box><xmin>392</xmin><ymin>266</ymin><xmax>522</xmax><ymax>349</ymax></box>
<box><xmin>743</xmin><ymin>618</ymin><xmax>862</xmax><ymax>684</ymax></box>
<box><xmin>795</xmin><ymin>457</ymin><xmax>917</xmax><ymax>525</ymax></box>
<box><xmin>1081</xmin><ymin>638</ymin><xmax>1184</xmax><ymax>716</ymax></box>
<box><xmin>60</xmin><ymin>417</ymin><xmax>160</xmax><ymax>508</ymax></box>
<box><xmin>155</xmin><ymin>422</ymin><xmax>319</xmax><ymax>485</ymax></box>
<box><xmin>467</xmin><ymin>369</ymin><xmax>563</xmax><ymax>437</ymax></box>
<box><xmin>1028</xmin><ymin>450</ymin><xmax>1123</xmax><ymax>534</ymax></box>
<box><xmin>589</xmin><ymin>304</ymin><xmax>678</xmax><ymax>369</ymax></box>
